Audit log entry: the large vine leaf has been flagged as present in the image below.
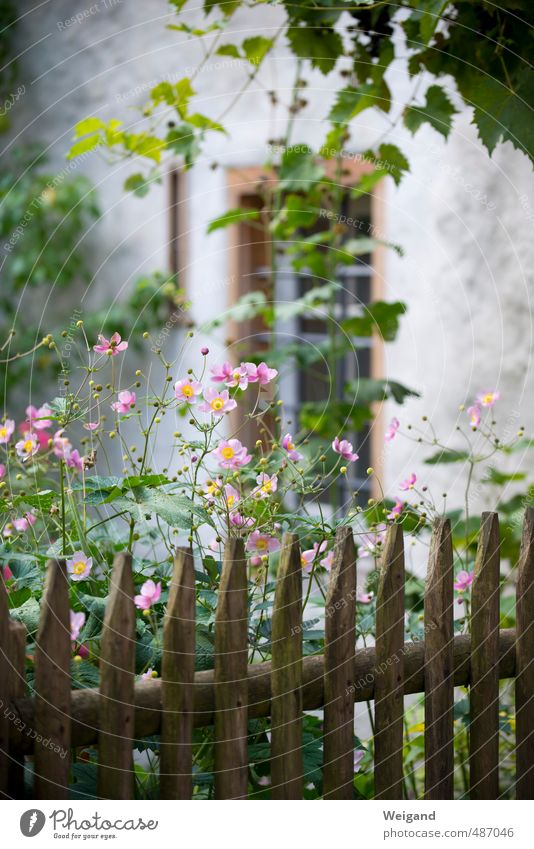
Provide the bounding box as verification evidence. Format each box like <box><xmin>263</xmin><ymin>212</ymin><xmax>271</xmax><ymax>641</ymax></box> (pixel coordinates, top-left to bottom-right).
<box><xmin>404</xmin><ymin>85</ymin><xmax>457</xmax><ymax>139</ymax></box>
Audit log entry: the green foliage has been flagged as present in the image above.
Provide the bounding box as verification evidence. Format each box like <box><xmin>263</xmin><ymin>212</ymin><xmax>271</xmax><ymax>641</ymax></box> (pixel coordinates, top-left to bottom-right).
<box><xmin>404</xmin><ymin>85</ymin><xmax>457</xmax><ymax>139</ymax></box>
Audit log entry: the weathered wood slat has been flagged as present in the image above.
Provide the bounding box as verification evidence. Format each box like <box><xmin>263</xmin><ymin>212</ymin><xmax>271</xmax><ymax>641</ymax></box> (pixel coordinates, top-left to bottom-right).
<box><xmin>34</xmin><ymin>559</ymin><xmax>71</xmax><ymax>799</ymax></box>
<box><xmin>424</xmin><ymin>518</ymin><xmax>454</xmax><ymax>799</ymax></box>
<box><xmin>160</xmin><ymin>547</ymin><xmax>195</xmax><ymax>799</ymax></box>
<box><xmin>8</xmin><ymin>620</ymin><xmax>26</xmax><ymax>798</ymax></box>
<box><xmin>0</xmin><ymin>570</ymin><xmax>10</xmax><ymax>798</ymax></box>
<box><xmin>214</xmin><ymin>537</ymin><xmax>248</xmax><ymax>799</ymax></box>
<box><xmin>323</xmin><ymin>526</ymin><xmax>356</xmax><ymax>799</ymax></box>
<box><xmin>271</xmin><ymin>533</ymin><xmax>303</xmax><ymax>799</ymax></box>
<box><xmin>10</xmin><ymin>629</ymin><xmax>518</xmax><ymax>752</ymax></box>
<box><xmin>516</xmin><ymin>506</ymin><xmax>534</xmax><ymax>799</ymax></box>
<box><xmin>98</xmin><ymin>552</ymin><xmax>135</xmax><ymax>800</ymax></box>
<box><xmin>374</xmin><ymin>523</ymin><xmax>405</xmax><ymax>800</ymax></box>
<box><xmin>470</xmin><ymin>512</ymin><xmax>500</xmax><ymax>799</ymax></box>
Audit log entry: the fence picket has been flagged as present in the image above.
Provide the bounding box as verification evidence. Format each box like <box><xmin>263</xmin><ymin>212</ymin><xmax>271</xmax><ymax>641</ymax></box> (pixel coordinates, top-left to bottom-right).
<box><xmin>516</xmin><ymin>506</ymin><xmax>534</xmax><ymax>799</ymax></box>
<box><xmin>323</xmin><ymin>526</ymin><xmax>356</xmax><ymax>799</ymax></box>
<box><xmin>271</xmin><ymin>533</ymin><xmax>303</xmax><ymax>799</ymax></box>
<box><xmin>8</xmin><ymin>620</ymin><xmax>27</xmax><ymax>798</ymax></box>
<box><xmin>470</xmin><ymin>512</ymin><xmax>500</xmax><ymax>799</ymax></box>
<box><xmin>214</xmin><ymin>537</ymin><xmax>248</xmax><ymax>799</ymax></box>
<box><xmin>374</xmin><ymin>523</ymin><xmax>405</xmax><ymax>800</ymax></box>
<box><xmin>34</xmin><ymin>559</ymin><xmax>71</xmax><ymax>799</ymax></box>
<box><xmin>160</xmin><ymin>547</ymin><xmax>195</xmax><ymax>799</ymax></box>
<box><xmin>98</xmin><ymin>552</ymin><xmax>135</xmax><ymax>799</ymax></box>
<box><xmin>0</xmin><ymin>571</ymin><xmax>10</xmax><ymax>798</ymax></box>
<box><xmin>424</xmin><ymin>518</ymin><xmax>454</xmax><ymax>799</ymax></box>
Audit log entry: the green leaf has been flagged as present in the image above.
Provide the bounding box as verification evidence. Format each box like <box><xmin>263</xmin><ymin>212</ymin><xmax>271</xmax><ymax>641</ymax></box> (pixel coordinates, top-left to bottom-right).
<box><xmin>279</xmin><ymin>145</ymin><xmax>324</xmax><ymax>192</ymax></box>
<box><xmin>287</xmin><ymin>25</ymin><xmax>344</xmax><ymax>74</ymax></box>
<box><xmin>404</xmin><ymin>85</ymin><xmax>457</xmax><ymax>139</ymax></box>
<box><xmin>207</xmin><ymin>207</ymin><xmax>260</xmax><ymax>233</ymax></box>
<box><xmin>483</xmin><ymin>468</ymin><xmax>527</xmax><ymax>485</ymax></box>
<box><xmin>109</xmin><ymin>487</ymin><xmax>211</xmax><ymax>530</ymax></box>
<box><xmin>11</xmin><ymin>596</ymin><xmax>40</xmax><ymax>636</ymax></box>
<box><xmin>67</xmin><ymin>135</ymin><xmax>100</xmax><ymax>160</ymax></box>
<box><xmin>216</xmin><ymin>44</ymin><xmax>242</xmax><ymax>59</ymax></box>
<box><xmin>408</xmin><ymin>0</ymin><xmax>449</xmax><ymax>44</ymax></box>
<box><xmin>124</xmin><ymin>173</ymin><xmax>151</xmax><ymax>197</ymax></box>
<box><xmin>341</xmin><ymin>301</ymin><xmax>406</xmax><ymax>342</ymax></box>
<box><xmin>73</xmin><ymin>117</ymin><xmax>105</xmax><ymax>138</ymax></box>
<box><xmin>328</xmin><ymin>82</ymin><xmax>390</xmax><ymax>124</ymax></box>
<box><xmin>424</xmin><ymin>449</ymin><xmax>471</xmax><ymax>465</ymax></box>
<box><xmin>469</xmin><ymin>69</ymin><xmax>534</xmax><ymax>159</ymax></box>
<box><xmin>242</xmin><ymin>36</ymin><xmax>273</xmax><ymax>65</ymax></box>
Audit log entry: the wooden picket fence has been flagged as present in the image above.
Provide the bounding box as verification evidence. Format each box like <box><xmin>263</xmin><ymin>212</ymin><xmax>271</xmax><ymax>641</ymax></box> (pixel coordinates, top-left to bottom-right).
<box><xmin>1</xmin><ymin>509</ymin><xmax>534</xmax><ymax>800</ymax></box>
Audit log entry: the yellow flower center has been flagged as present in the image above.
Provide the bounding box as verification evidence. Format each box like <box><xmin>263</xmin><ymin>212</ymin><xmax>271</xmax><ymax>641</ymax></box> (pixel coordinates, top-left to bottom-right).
<box><xmin>287</xmin><ymin>441</ymin><xmax>294</xmax><ymax>451</ymax></box>
<box><xmin>221</xmin><ymin>446</ymin><xmax>234</xmax><ymax>460</ymax></box>
<box><xmin>24</xmin><ymin>439</ymin><xmax>34</xmax><ymax>453</ymax></box>
<box><xmin>227</xmin><ymin>495</ymin><xmax>235</xmax><ymax>507</ymax></box>
<box><xmin>211</xmin><ymin>397</ymin><xmax>224</xmax><ymax>411</ymax></box>
<box><xmin>261</xmin><ymin>481</ymin><xmax>272</xmax><ymax>493</ymax></box>
<box><xmin>182</xmin><ymin>384</ymin><xmax>193</xmax><ymax>398</ymax></box>
<box><xmin>0</xmin><ymin>428</ymin><xmax>6</xmax><ymax>438</ymax></box>
<box><xmin>256</xmin><ymin>539</ymin><xmax>268</xmax><ymax>551</ymax></box>
<box><xmin>482</xmin><ymin>393</ymin><xmax>493</xmax><ymax>405</ymax></box>
<box><xmin>73</xmin><ymin>561</ymin><xmax>86</xmax><ymax>575</ymax></box>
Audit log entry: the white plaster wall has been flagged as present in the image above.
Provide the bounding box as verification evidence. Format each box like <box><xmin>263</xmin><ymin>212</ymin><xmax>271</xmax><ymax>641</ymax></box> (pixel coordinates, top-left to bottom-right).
<box><xmin>6</xmin><ymin>0</ymin><xmax>534</xmax><ymax>508</ymax></box>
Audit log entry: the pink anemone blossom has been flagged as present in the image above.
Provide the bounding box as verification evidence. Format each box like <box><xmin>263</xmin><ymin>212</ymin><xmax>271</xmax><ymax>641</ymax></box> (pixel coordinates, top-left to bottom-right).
<box><xmin>332</xmin><ymin>436</ymin><xmax>359</xmax><ymax>463</ymax></box>
<box><xmin>245</xmin><ymin>531</ymin><xmax>280</xmax><ymax>556</ymax></box>
<box><xmin>12</xmin><ymin>513</ymin><xmax>36</xmax><ymax>533</ymax></box>
<box><xmin>224</xmin><ymin>483</ymin><xmax>240</xmax><ymax>509</ymax></box>
<box><xmin>467</xmin><ymin>405</ymin><xmax>481</xmax><ymax>427</ymax></box>
<box><xmin>225</xmin><ymin>363</ymin><xmax>256</xmax><ymax>390</ymax></box>
<box><xmin>253</xmin><ymin>473</ymin><xmax>278</xmax><ymax>498</ymax></box>
<box><xmin>111</xmin><ymin>390</ymin><xmax>136</xmax><ymax>414</ymax></box>
<box><xmin>19</xmin><ymin>420</ymin><xmax>50</xmax><ymax>449</ymax></box>
<box><xmin>93</xmin><ymin>332</ymin><xmax>128</xmax><ymax>356</ymax></box>
<box><xmin>67</xmin><ymin>551</ymin><xmax>93</xmax><ymax>582</ymax></box>
<box><xmin>210</xmin><ymin>361</ymin><xmax>234</xmax><ymax>383</ymax></box>
<box><xmin>399</xmin><ymin>473</ymin><xmax>417</xmax><ymax>491</ymax></box>
<box><xmin>354</xmin><ymin>750</ymin><xmax>365</xmax><ymax>773</ymax></box>
<box><xmin>212</xmin><ymin>439</ymin><xmax>251</xmax><ymax>470</ymax></box>
<box><xmin>282</xmin><ymin>433</ymin><xmax>303</xmax><ymax>462</ymax></box>
<box><xmin>385</xmin><ymin>417</ymin><xmax>400</xmax><ymax>442</ymax></box>
<box><xmin>174</xmin><ymin>378</ymin><xmax>202</xmax><ymax>404</ymax></box>
<box><xmin>134</xmin><ymin>579</ymin><xmax>162</xmax><ymax>611</ymax></box>
<box><xmin>199</xmin><ymin>387</ymin><xmax>237</xmax><ymax>415</ymax></box>
<box><xmin>454</xmin><ymin>570</ymin><xmax>474</xmax><ymax>592</ymax></box>
<box><xmin>0</xmin><ymin>464</ymin><xmax>5</xmax><ymax>478</ymax></box>
<box><xmin>387</xmin><ymin>498</ymin><xmax>404</xmax><ymax>520</ymax></box>
<box><xmin>26</xmin><ymin>403</ymin><xmax>53</xmax><ymax>430</ymax></box>
<box><xmin>250</xmin><ymin>362</ymin><xmax>278</xmax><ymax>385</ymax></box>
<box><xmin>301</xmin><ymin>541</ymin><xmax>327</xmax><ymax>573</ymax></box>
<box><xmin>0</xmin><ymin>419</ymin><xmax>15</xmax><ymax>444</ymax></box>
<box><xmin>476</xmin><ymin>390</ymin><xmax>500</xmax><ymax>408</ymax></box>
<box><xmin>15</xmin><ymin>433</ymin><xmax>39</xmax><ymax>462</ymax></box>
<box><xmin>70</xmin><ymin>611</ymin><xmax>86</xmax><ymax>642</ymax></box>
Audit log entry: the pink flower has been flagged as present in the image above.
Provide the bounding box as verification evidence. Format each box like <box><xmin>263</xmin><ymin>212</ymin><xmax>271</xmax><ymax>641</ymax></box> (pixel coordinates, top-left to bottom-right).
<box><xmin>454</xmin><ymin>570</ymin><xmax>474</xmax><ymax>592</ymax></box>
<box><xmin>174</xmin><ymin>378</ymin><xmax>202</xmax><ymax>404</ymax></box>
<box><xmin>70</xmin><ymin>611</ymin><xmax>86</xmax><ymax>642</ymax></box>
<box><xmin>385</xmin><ymin>417</ymin><xmax>400</xmax><ymax>442</ymax></box>
<box><xmin>15</xmin><ymin>433</ymin><xmax>39</xmax><ymax>462</ymax></box>
<box><xmin>52</xmin><ymin>429</ymin><xmax>72</xmax><ymax>459</ymax></box>
<box><xmin>134</xmin><ymin>579</ymin><xmax>162</xmax><ymax>610</ymax></box>
<box><xmin>225</xmin><ymin>363</ymin><xmax>256</xmax><ymax>390</ymax></box>
<box><xmin>282</xmin><ymin>433</ymin><xmax>303</xmax><ymax>462</ymax></box>
<box><xmin>203</xmin><ymin>477</ymin><xmax>223</xmax><ymax>498</ymax></box>
<box><xmin>141</xmin><ymin>668</ymin><xmax>157</xmax><ymax>680</ymax></box>
<box><xmin>320</xmin><ymin>549</ymin><xmax>334</xmax><ymax>571</ymax></box>
<box><xmin>212</xmin><ymin>439</ymin><xmax>251</xmax><ymax>469</ymax></box>
<box><xmin>78</xmin><ymin>643</ymin><xmax>90</xmax><ymax>659</ymax></box>
<box><xmin>358</xmin><ymin>530</ymin><xmax>386</xmax><ymax>557</ymax></box>
<box><xmin>12</xmin><ymin>513</ymin><xmax>36</xmax><ymax>533</ymax></box>
<box><xmin>111</xmin><ymin>390</ymin><xmax>136</xmax><ymax>414</ymax></box>
<box><xmin>0</xmin><ymin>419</ymin><xmax>15</xmax><ymax>444</ymax></box>
<box><xmin>3</xmin><ymin>565</ymin><xmax>13</xmax><ymax>581</ymax></box>
<box><xmin>224</xmin><ymin>483</ymin><xmax>240</xmax><ymax>509</ymax></box>
<box><xmin>399</xmin><ymin>473</ymin><xmax>417</xmax><ymax>491</ymax></box>
<box><xmin>387</xmin><ymin>498</ymin><xmax>404</xmax><ymax>520</ymax></box>
<box><xmin>230</xmin><ymin>511</ymin><xmax>254</xmax><ymax>528</ymax></box>
<box><xmin>467</xmin><ymin>405</ymin><xmax>481</xmax><ymax>427</ymax></box>
<box><xmin>301</xmin><ymin>541</ymin><xmax>327</xmax><ymax>573</ymax></box>
<box><xmin>199</xmin><ymin>387</ymin><xmax>237</xmax><ymax>415</ymax></box>
<box><xmin>332</xmin><ymin>436</ymin><xmax>359</xmax><ymax>463</ymax></box>
<box><xmin>245</xmin><ymin>531</ymin><xmax>280</xmax><ymax>555</ymax></box>
<box><xmin>19</xmin><ymin>420</ymin><xmax>50</xmax><ymax>449</ymax></box>
<box><xmin>253</xmin><ymin>473</ymin><xmax>278</xmax><ymax>498</ymax></box>
<box><xmin>83</xmin><ymin>421</ymin><xmax>100</xmax><ymax>431</ymax></box>
<box><xmin>249</xmin><ymin>362</ymin><xmax>278</xmax><ymax>386</ymax></box>
<box><xmin>26</xmin><ymin>403</ymin><xmax>53</xmax><ymax>430</ymax></box>
<box><xmin>476</xmin><ymin>390</ymin><xmax>500</xmax><ymax>409</ymax></box>
<box><xmin>210</xmin><ymin>361</ymin><xmax>234</xmax><ymax>383</ymax></box>
<box><xmin>93</xmin><ymin>332</ymin><xmax>128</xmax><ymax>356</ymax></box>
<box><xmin>0</xmin><ymin>464</ymin><xmax>5</xmax><ymax>478</ymax></box>
<box><xmin>356</xmin><ymin>591</ymin><xmax>373</xmax><ymax>604</ymax></box>
<box><xmin>65</xmin><ymin>449</ymin><xmax>83</xmax><ymax>472</ymax></box>
<box><xmin>67</xmin><ymin>551</ymin><xmax>93</xmax><ymax>582</ymax></box>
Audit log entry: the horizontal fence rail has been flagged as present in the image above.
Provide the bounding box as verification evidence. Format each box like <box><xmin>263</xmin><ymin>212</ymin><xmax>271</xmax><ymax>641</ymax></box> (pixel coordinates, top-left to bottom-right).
<box><xmin>1</xmin><ymin>508</ymin><xmax>533</xmax><ymax>800</ymax></box>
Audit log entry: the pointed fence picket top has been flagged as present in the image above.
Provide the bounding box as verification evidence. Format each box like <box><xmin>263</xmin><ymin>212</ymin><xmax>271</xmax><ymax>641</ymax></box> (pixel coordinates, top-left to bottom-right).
<box><xmin>424</xmin><ymin>518</ymin><xmax>454</xmax><ymax>799</ymax></box>
<box><xmin>323</xmin><ymin>526</ymin><xmax>356</xmax><ymax>799</ymax></box>
<box><xmin>33</xmin><ymin>558</ymin><xmax>71</xmax><ymax>799</ymax></box>
<box><xmin>270</xmin><ymin>533</ymin><xmax>303</xmax><ymax>799</ymax></box>
<box><xmin>160</xmin><ymin>547</ymin><xmax>195</xmax><ymax>800</ymax></box>
<box><xmin>214</xmin><ymin>537</ymin><xmax>248</xmax><ymax>800</ymax></box>
<box><xmin>98</xmin><ymin>552</ymin><xmax>136</xmax><ymax>800</ymax></box>
<box><xmin>470</xmin><ymin>512</ymin><xmax>500</xmax><ymax>799</ymax></box>
<box><xmin>516</xmin><ymin>507</ymin><xmax>534</xmax><ymax>799</ymax></box>
<box><xmin>374</xmin><ymin>523</ymin><xmax>405</xmax><ymax>800</ymax></box>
